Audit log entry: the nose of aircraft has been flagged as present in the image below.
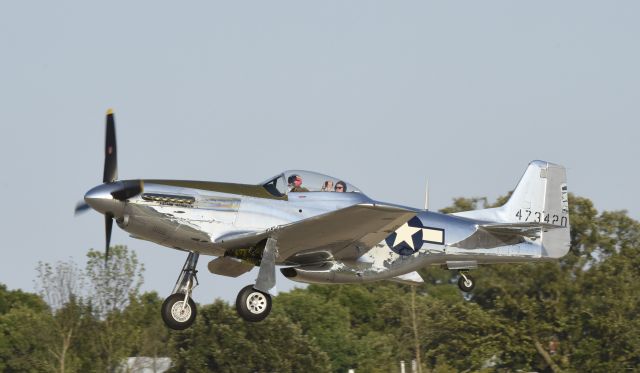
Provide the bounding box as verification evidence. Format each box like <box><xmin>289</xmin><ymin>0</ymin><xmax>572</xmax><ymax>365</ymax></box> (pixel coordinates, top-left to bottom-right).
<box><xmin>84</xmin><ymin>183</ymin><xmax>125</xmax><ymax>216</ymax></box>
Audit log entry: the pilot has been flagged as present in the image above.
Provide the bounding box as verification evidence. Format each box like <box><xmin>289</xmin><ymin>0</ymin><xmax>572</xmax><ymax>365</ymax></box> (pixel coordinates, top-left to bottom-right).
<box><xmin>288</xmin><ymin>174</ymin><xmax>309</xmax><ymax>192</ymax></box>
<box><xmin>334</xmin><ymin>181</ymin><xmax>347</xmax><ymax>192</ymax></box>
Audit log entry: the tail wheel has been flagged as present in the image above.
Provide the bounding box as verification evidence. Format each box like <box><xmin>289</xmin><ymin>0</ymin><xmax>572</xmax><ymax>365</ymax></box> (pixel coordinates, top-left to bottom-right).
<box><xmin>457</xmin><ymin>273</ymin><xmax>475</xmax><ymax>292</ymax></box>
<box><xmin>161</xmin><ymin>293</ymin><xmax>197</xmax><ymax>330</ymax></box>
<box><xmin>236</xmin><ymin>285</ymin><xmax>272</xmax><ymax>322</ymax></box>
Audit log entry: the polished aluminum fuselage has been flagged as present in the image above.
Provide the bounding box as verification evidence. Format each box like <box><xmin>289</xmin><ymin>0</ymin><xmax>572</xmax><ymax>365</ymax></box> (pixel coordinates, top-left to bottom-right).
<box><xmin>85</xmin><ymin>179</ymin><xmax>550</xmax><ymax>285</ymax></box>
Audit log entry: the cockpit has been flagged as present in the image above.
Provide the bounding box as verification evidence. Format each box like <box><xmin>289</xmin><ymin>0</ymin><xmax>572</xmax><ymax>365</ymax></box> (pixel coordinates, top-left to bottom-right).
<box><xmin>260</xmin><ymin>170</ymin><xmax>362</xmax><ymax>197</ymax></box>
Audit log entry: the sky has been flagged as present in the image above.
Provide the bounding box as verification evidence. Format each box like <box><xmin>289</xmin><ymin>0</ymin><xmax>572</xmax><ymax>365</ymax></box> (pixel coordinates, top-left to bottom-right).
<box><xmin>1</xmin><ymin>1</ymin><xmax>638</xmax><ymax>304</ymax></box>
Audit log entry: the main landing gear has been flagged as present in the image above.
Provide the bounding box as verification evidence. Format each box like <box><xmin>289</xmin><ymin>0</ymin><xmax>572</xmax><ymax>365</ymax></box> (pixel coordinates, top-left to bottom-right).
<box><xmin>235</xmin><ymin>236</ymin><xmax>278</xmax><ymax>322</ymax></box>
<box><xmin>235</xmin><ymin>285</ymin><xmax>272</xmax><ymax>322</ymax></box>
<box><xmin>162</xmin><ymin>238</ymin><xmax>279</xmax><ymax>329</ymax></box>
<box><xmin>162</xmin><ymin>252</ymin><xmax>199</xmax><ymax>330</ymax></box>
<box><xmin>457</xmin><ymin>270</ymin><xmax>476</xmax><ymax>292</ymax></box>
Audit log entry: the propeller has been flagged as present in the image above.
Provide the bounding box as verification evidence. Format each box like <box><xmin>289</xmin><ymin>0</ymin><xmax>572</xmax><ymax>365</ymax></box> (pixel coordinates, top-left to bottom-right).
<box><xmin>75</xmin><ymin>110</ymin><xmax>119</xmax><ymax>216</ymax></box>
<box><xmin>103</xmin><ymin>109</ymin><xmax>117</xmax><ymax>263</ymax></box>
<box><xmin>103</xmin><ymin>109</ymin><xmax>117</xmax><ymax>183</ymax></box>
<box><xmin>74</xmin><ymin>201</ymin><xmax>91</xmax><ymax>215</ymax></box>
<box><xmin>75</xmin><ymin>109</ymin><xmax>143</xmax><ymax>263</ymax></box>
<box><xmin>105</xmin><ymin>213</ymin><xmax>113</xmax><ymax>263</ymax></box>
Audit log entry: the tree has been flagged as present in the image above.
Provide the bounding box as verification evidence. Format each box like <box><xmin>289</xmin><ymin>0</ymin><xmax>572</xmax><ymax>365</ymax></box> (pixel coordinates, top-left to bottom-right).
<box><xmin>438</xmin><ymin>197</ymin><xmax>489</xmax><ymax>214</ymax></box>
<box><xmin>275</xmin><ymin>288</ymin><xmax>356</xmax><ymax>371</ymax></box>
<box><xmin>34</xmin><ymin>260</ymin><xmax>88</xmax><ymax>372</ymax></box>
<box><xmin>35</xmin><ymin>260</ymin><xmax>85</xmax><ymax>312</ymax></box>
<box><xmin>84</xmin><ymin>245</ymin><xmax>145</xmax><ymax>371</ymax></box>
<box><xmin>85</xmin><ymin>245</ymin><xmax>144</xmax><ymax>318</ymax></box>
<box><xmin>169</xmin><ymin>300</ymin><xmax>331</xmax><ymax>372</ymax></box>
<box><xmin>0</xmin><ymin>305</ymin><xmax>55</xmax><ymax>372</ymax></box>
<box><xmin>435</xmin><ymin>194</ymin><xmax>640</xmax><ymax>371</ymax></box>
<box><xmin>0</xmin><ymin>285</ymin><xmax>52</xmax><ymax>372</ymax></box>
<box><xmin>564</xmin><ymin>210</ymin><xmax>640</xmax><ymax>371</ymax></box>
<box><xmin>123</xmin><ymin>292</ymin><xmax>170</xmax><ymax>360</ymax></box>
<box><xmin>0</xmin><ymin>283</ymin><xmax>49</xmax><ymax>315</ymax></box>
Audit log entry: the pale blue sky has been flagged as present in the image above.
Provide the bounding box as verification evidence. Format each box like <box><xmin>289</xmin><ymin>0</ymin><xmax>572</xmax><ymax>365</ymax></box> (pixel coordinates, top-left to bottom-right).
<box><xmin>1</xmin><ymin>1</ymin><xmax>638</xmax><ymax>303</ymax></box>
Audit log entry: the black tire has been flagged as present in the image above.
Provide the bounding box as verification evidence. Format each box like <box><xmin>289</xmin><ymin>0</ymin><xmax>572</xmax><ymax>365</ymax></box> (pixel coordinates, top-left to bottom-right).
<box><xmin>236</xmin><ymin>285</ymin><xmax>272</xmax><ymax>322</ymax></box>
<box><xmin>458</xmin><ymin>274</ymin><xmax>476</xmax><ymax>292</ymax></box>
<box><xmin>161</xmin><ymin>293</ymin><xmax>197</xmax><ymax>330</ymax></box>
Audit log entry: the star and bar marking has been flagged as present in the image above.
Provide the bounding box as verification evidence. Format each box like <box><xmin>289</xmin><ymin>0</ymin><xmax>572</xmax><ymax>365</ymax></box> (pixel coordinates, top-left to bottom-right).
<box><xmin>386</xmin><ymin>216</ymin><xmax>445</xmax><ymax>256</ymax></box>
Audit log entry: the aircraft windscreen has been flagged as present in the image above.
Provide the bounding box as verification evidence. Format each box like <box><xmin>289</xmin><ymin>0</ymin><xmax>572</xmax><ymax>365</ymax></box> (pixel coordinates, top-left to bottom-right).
<box><xmin>262</xmin><ymin>174</ymin><xmax>287</xmax><ymax>197</ymax></box>
<box><xmin>282</xmin><ymin>170</ymin><xmax>361</xmax><ymax>193</ymax></box>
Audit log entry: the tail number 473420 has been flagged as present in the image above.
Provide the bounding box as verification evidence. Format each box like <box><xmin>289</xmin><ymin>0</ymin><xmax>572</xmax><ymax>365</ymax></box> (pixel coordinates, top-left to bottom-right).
<box><xmin>515</xmin><ymin>209</ymin><xmax>568</xmax><ymax>227</ymax></box>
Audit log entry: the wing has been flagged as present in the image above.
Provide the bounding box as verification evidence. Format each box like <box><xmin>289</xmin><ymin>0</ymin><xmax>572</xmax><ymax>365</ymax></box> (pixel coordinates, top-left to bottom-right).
<box><xmin>214</xmin><ymin>203</ymin><xmax>416</xmax><ymax>265</ymax></box>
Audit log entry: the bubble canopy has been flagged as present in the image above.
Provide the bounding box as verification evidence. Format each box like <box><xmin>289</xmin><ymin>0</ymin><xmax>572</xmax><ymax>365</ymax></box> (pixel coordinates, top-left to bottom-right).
<box><xmin>260</xmin><ymin>170</ymin><xmax>362</xmax><ymax>197</ymax></box>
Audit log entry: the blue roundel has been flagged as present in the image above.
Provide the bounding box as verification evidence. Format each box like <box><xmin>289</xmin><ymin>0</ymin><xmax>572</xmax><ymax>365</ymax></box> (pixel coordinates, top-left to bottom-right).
<box><xmin>385</xmin><ymin>216</ymin><xmax>424</xmax><ymax>256</ymax></box>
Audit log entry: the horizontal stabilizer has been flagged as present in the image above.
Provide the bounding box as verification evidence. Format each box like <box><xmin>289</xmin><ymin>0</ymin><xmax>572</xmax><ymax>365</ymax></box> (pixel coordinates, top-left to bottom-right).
<box><xmin>481</xmin><ymin>222</ymin><xmax>564</xmax><ymax>239</ymax></box>
<box><xmin>207</xmin><ymin>257</ymin><xmax>254</xmax><ymax>277</ymax></box>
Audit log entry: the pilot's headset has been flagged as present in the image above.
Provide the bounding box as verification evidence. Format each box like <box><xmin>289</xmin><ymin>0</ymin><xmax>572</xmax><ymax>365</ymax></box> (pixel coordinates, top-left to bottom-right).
<box><xmin>288</xmin><ymin>175</ymin><xmax>298</xmax><ymax>186</ymax></box>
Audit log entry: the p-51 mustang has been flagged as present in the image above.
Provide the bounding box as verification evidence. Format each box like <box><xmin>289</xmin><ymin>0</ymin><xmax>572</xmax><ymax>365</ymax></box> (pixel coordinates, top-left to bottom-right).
<box><xmin>76</xmin><ymin>110</ymin><xmax>570</xmax><ymax>329</ymax></box>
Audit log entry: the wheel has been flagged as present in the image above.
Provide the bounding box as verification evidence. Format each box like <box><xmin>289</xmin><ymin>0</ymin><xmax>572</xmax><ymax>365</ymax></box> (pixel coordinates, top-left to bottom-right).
<box><xmin>236</xmin><ymin>285</ymin><xmax>272</xmax><ymax>322</ymax></box>
<box><xmin>458</xmin><ymin>274</ymin><xmax>475</xmax><ymax>292</ymax></box>
<box><xmin>161</xmin><ymin>293</ymin><xmax>197</xmax><ymax>330</ymax></box>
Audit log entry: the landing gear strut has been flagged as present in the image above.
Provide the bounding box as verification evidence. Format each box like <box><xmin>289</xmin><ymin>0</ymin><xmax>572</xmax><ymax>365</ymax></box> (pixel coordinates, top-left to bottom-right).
<box><xmin>162</xmin><ymin>252</ymin><xmax>199</xmax><ymax>330</ymax></box>
<box><xmin>457</xmin><ymin>270</ymin><xmax>475</xmax><ymax>292</ymax></box>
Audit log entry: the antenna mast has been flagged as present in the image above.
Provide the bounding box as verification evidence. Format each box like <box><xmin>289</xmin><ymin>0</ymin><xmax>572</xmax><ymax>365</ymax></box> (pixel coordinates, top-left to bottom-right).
<box><xmin>424</xmin><ymin>179</ymin><xmax>429</xmax><ymax>210</ymax></box>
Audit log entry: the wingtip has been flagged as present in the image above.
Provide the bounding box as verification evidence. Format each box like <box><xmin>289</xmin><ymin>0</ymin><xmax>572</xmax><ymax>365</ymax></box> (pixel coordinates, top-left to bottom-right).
<box><xmin>106</xmin><ymin>108</ymin><xmax>114</xmax><ymax>115</ymax></box>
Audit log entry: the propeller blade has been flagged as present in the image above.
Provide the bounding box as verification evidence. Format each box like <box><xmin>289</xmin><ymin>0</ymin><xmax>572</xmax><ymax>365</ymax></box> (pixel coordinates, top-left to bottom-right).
<box><xmin>105</xmin><ymin>213</ymin><xmax>113</xmax><ymax>263</ymax></box>
<box><xmin>103</xmin><ymin>109</ymin><xmax>117</xmax><ymax>183</ymax></box>
<box><xmin>110</xmin><ymin>180</ymin><xmax>144</xmax><ymax>201</ymax></box>
<box><xmin>74</xmin><ymin>201</ymin><xmax>91</xmax><ymax>215</ymax></box>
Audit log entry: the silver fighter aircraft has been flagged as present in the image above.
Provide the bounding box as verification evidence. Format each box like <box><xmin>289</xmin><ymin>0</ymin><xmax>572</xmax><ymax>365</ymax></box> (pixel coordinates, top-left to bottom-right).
<box><xmin>76</xmin><ymin>110</ymin><xmax>570</xmax><ymax>329</ymax></box>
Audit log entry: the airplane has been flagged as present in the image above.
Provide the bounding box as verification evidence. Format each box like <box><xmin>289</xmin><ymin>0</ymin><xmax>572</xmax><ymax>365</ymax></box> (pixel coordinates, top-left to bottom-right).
<box><xmin>76</xmin><ymin>110</ymin><xmax>570</xmax><ymax>330</ymax></box>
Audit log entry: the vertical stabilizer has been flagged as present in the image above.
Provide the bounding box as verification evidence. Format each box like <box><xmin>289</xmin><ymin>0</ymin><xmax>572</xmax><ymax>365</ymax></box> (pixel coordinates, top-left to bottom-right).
<box><xmin>501</xmin><ymin>161</ymin><xmax>568</xmax><ymax>223</ymax></box>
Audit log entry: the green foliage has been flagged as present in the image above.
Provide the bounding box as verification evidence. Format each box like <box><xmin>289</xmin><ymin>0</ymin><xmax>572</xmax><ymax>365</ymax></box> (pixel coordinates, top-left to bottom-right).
<box><xmin>168</xmin><ymin>300</ymin><xmax>331</xmax><ymax>372</ymax></box>
<box><xmin>439</xmin><ymin>196</ymin><xmax>489</xmax><ymax>214</ymax></box>
<box><xmin>86</xmin><ymin>245</ymin><xmax>144</xmax><ymax>318</ymax></box>
<box><xmin>0</xmin><ymin>305</ymin><xmax>53</xmax><ymax>372</ymax></box>
<box><xmin>563</xmin><ymin>212</ymin><xmax>640</xmax><ymax>371</ymax></box>
<box><xmin>0</xmin><ymin>284</ymin><xmax>48</xmax><ymax>315</ymax></box>
<box><xmin>274</xmin><ymin>288</ymin><xmax>354</xmax><ymax>371</ymax></box>
<box><xmin>124</xmin><ymin>292</ymin><xmax>170</xmax><ymax>358</ymax></box>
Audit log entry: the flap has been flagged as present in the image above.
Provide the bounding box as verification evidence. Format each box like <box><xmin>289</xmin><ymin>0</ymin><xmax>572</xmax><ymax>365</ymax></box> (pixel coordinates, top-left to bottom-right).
<box><xmin>387</xmin><ymin>271</ymin><xmax>424</xmax><ymax>286</ymax></box>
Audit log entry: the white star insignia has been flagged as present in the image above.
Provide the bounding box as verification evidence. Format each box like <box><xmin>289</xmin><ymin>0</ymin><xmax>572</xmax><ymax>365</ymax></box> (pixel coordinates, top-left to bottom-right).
<box><xmin>392</xmin><ymin>223</ymin><xmax>421</xmax><ymax>249</ymax></box>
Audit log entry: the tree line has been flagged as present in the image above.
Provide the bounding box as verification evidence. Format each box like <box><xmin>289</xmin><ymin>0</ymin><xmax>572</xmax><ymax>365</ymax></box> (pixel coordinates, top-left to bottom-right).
<box><xmin>1</xmin><ymin>194</ymin><xmax>638</xmax><ymax>372</ymax></box>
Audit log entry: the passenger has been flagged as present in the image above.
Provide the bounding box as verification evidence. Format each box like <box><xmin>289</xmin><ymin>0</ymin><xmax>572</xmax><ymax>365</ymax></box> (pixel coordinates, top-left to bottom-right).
<box><xmin>288</xmin><ymin>174</ymin><xmax>309</xmax><ymax>192</ymax></box>
<box><xmin>321</xmin><ymin>180</ymin><xmax>334</xmax><ymax>192</ymax></box>
<box><xmin>334</xmin><ymin>181</ymin><xmax>347</xmax><ymax>192</ymax></box>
